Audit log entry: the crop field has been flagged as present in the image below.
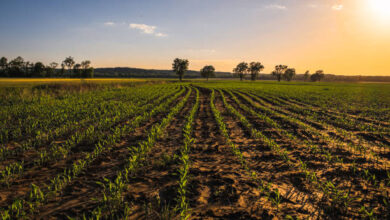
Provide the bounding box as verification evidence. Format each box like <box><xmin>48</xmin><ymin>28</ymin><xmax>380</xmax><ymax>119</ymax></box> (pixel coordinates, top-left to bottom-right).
<box><xmin>0</xmin><ymin>80</ymin><xmax>389</xmax><ymax>219</ymax></box>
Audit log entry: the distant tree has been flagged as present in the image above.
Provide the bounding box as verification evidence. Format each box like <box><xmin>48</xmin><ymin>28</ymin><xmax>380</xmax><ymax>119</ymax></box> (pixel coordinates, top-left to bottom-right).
<box><xmin>283</xmin><ymin>68</ymin><xmax>296</xmax><ymax>81</ymax></box>
<box><xmin>8</xmin><ymin>56</ymin><xmax>25</xmax><ymax>77</ymax></box>
<box><xmin>0</xmin><ymin>57</ymin><xmax>8</xmax><ymax>77</ymax></box>
<box><xmin>73</xmin><ymin>63</ymin><xmax>82</xmax><ymax>77</ymax></box>
<box><xmin>233</xmin><ymin>62</ymin><xmax>248</xmax><ymax>81</ymax></box>
<box><xmin>24</xmin><ymin>62</ymin><xmax>32</xmax><ymax>77</ymax></box>
<box><xmin>81</xmin><ymin>60</ymin><xmax>92</xmax><ymax>78</ymax></box>
<box><xmin>60</xmin><ymin>62</ymin><xmax>65</xmax><ymax>76</ymax></box>
<box><xmin>303</xmin><ymin>70</ymin><xmax>310</xmax><ymax>82</ymax></box>
<box><xmin>172</xmin><ymin>58</ymin><xmax>189</xmax><ymax>81</ymax></box>
<box><xmin>81</xmin><ymin>60</ymin><xmax>90</xmax><ymax>69</ymax></box>
<box><xmin>311</xmin><ymin>70</ymin><xmax>325</xmax><ymax>82</ymax></box>
<box><xmin>45</xmin><ymin>62</ymin><xmax>58</xmax><ymax>77</ymax></box>
<box><xmin>271</xmin><ymin>65</ymin><xmax>288</xmax><ymax>82</ymax></box>
<box><xmin>50</xmin><ymin>62</ymin><xmax>58</xmax><ymax>70</ymax></box>
<box><xmin>310</xmin><ymin>74</ymin><xmax>316</xmax><ymax>82</ymax></box>
<box><xmin>84</xmin><ymin>67</ymin><xmax>94</xmax><ymax>78</ymax></box>
<box><xmin>63</xmin><ymin>56</ymin><xmax>75</xmax><ymax>76</ymax></box>
<box><xmin>249</xmin><ymin>62</ymin><xmax>264</xmax><ymax>81</ymax></box>
<box><xmin>200</xmin><ymin>65</ymin><xmax>215</xmax><ymax>81</ymax></box>
<box><xmin>316</xmin><ymin>70</ymin><xmax>325</xmax><ymax>81</ymax></box>
<box><xmin>33</xmin><ymin>62</ymin><xmax>46</xmax><ymax>77</ymax></box>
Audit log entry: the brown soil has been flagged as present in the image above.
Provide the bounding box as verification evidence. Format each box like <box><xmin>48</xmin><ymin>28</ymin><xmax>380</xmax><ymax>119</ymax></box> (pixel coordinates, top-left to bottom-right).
<box><xmin>1</xmin><ymin>86</ymin><xmax>389</xmax><ymax>220</ymax></box>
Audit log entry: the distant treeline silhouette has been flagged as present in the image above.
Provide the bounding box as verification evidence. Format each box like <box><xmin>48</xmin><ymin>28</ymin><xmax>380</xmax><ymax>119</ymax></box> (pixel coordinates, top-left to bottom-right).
<box><xmin>0</xmin><ymin>56</ymin><xmax>94</xmax><ymax>78</ymax></box>
<box><xmin>1</xmin><ymin>56</ymin><xmax>389</xmax><ymax>82</ymax></box>
<box><xmin>171</xmin><ymin>58</ymin><xmax>324</xmax><ymax>82</ymax></box>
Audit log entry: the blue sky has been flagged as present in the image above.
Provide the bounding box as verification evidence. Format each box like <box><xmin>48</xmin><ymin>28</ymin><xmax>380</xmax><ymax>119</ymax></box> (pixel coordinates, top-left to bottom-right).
<box><xmin>0</xmin><ymin>0</ymin><xmax>389</xmax><ymax>75</ymax></box>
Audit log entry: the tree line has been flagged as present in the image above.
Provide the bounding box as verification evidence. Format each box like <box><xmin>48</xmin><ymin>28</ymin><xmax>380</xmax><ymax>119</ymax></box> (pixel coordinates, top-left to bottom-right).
<box><xmin>0</xmin><ymin>56</ymin><xmax>94</xmax><ymax>78</ymax></box>
<box><xmin>0</xmin><ymin>56</ymin><xmax>325</xmax><ymax>82</ymax></box>
<box><xmin>172</xmin><ymin>58</ymin><xmax>325</xmax><ymax>82</ymax></box>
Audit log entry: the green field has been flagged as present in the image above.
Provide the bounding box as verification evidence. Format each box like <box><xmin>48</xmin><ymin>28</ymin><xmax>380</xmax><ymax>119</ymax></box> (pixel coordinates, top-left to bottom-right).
<box><xmin>0</xmin><ymin>79</ymin><xmax>389</xmax><ymax>219</ymax></box>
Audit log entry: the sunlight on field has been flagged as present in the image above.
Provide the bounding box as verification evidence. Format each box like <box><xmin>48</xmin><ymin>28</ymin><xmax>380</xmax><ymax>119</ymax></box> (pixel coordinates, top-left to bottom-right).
<box><xmin>0</xmin><ymin>78</ymin><xmax>155</xmax><ymax>87</ymax></box>
<box><xmin>0</xmin><ymin>78</ymin><xmax>146</xmax><ymax>83</ymax></box>
<box><xmin>0</xmin><ymin>80</ymin><xmax>389</xmax><ymax>219</ymax></box>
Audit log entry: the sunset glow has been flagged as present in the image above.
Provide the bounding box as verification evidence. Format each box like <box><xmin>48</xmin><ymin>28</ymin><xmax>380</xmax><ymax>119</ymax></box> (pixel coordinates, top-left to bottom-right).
<box><xmin>370</xmin><ymin>0</ymin><xmax>390</xmax><ymax>21</ymax></box>
<box><xmin>0</xmin><ymin>0</ymin><xmax>389</xmax><ymax>76</ymax></box>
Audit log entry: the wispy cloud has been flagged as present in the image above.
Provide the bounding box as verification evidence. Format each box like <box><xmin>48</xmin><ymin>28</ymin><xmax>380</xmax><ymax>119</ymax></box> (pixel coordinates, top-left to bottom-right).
<box><xmin>129</xmin><ymin>23</ymin><xmax>156</xmax><ymax>34</ymax></box>
<box><xmin>265</xmin><ymin>4</ymin><xmax>287</xmax><ymax>10</ymax></box>
<box><xmin>155</xmin><ymin>32</ymin><xmax>168</xmax><ymax>37</ymax></box>
<box><xmin>332</xmin><ymin>4</ymin><xmax>343</xmax><ymax>11</ymax></box>
<box><xmin>104</xmin><ymin>21</ymin><xmax>115</xmax><ymax>26</ymax></box>
<box><xmin>129</xmin><ymin>23</ymin><xmax>167</xmax><ymax>37</ymax></box>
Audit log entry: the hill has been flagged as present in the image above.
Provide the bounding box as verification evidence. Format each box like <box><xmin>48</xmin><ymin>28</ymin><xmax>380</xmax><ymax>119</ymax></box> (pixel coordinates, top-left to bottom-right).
<box><xmin>94</xmin><ymin>67</ymin><xmax>232</xmax><ymax>78</ymax></box>
<box><xmin>94</xmin><ymin>68</ymin><xmax>390</xmax><ymax>82</ymax></box>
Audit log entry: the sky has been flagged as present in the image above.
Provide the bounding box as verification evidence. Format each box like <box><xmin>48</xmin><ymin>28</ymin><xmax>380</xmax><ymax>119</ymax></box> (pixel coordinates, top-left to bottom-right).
<box><xmin>0</xmin><ymin>0</ymin><xmax>389</xmax><ymax>75</ymax></box>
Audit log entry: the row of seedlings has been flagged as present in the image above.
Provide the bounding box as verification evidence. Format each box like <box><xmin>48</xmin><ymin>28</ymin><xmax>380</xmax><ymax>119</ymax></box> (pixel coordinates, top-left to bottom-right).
<box><xmin>83</xmin><ymin>87</ymin><xmax>193</xmax><ymax>219</ymax></box>
<box><xmin>0</xmin><ymin>86</ymin><xmax>189</xmax><ymax>219</ymax></box>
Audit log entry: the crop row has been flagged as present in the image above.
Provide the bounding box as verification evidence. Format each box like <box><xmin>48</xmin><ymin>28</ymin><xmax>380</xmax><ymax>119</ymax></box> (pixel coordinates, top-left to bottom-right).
<box><xmin>176</xmin><ymin>88</ymin><xmax>199</xmax><ymax>219</ymax></box>
<box><xmin>0</xmin><ymin>86</ymin><xmax>189</xmax><ymax>219</ymax></box>
<box><xmin>217</xmin><ymin>89</ymin><xmax>361</xmax><ymax>218</ymax></box>
<box><xmin>227</xmin><ymin>90</ymin><xmax>390</xmax><ymax>191</ymax></box>
<box><xmin>81</xmin><ymin>87</ymin><xmax>193</xmax><ymax>219</ymax></box>
<box><xmin>236</xmin><ymin>90</ymin><xmax>389</xmax><ymax>170</ymax></box>
<box><xmin>0</xmin><ymin>85</ymin><xmax>172</xmax><ymax>145</ymax></box>
<box><xmin>259</xmin><ymin>90</ymin><xmax>389</xmax><ymax>133</ymax></box>
<box><xmin>208</xmin><ymin>89</ymin><xmax>286</xmax><ymax>215</ymax></box>
<box><xmin>0</xmin><ymin>85</ymin><xmax>179</xmax><ymax>160</ymax></box>
<box><xmin>0</xmin><ymin>86</ymin><xmax>181</xmax><ymax>187</ymax></box>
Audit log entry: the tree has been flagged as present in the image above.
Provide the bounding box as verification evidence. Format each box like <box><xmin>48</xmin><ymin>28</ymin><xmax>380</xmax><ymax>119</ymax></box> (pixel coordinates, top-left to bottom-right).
<box><xmin>200</xmin><ymin>65</ymin><xmax>215</xmax><ymax>81</ymax></box>
<box><xmin>172</xmin><ymin>58</ymin><xmax>189</xmax><ymax>81</ymax></box>
<box><xmin>50</xmin><ymin>62</ymin><xmax>58</xmax><ymax>70</ymax></box>
<box><xmin>249</xmin><ymin>62</ymin><xmax>264</xmax><ymax>81</ymax></box>
<box><xmin>81</xmin><ymin>60</ymin><xmax>90</xmax><ymax>69</ymax></box>
<box><xmin>303</xmin><ymin>70</ymin><xmax>310</xmax><ymax>82</ymax></box>
<box><xmin>45</xmin><ymin>62</ymin><xmax>58</xmax><ymax>77</ymax></box>
<box><xmin>84</xmin><ymin>67</ymin><xmax>94</xmax><ymax>78</ymax></box>
<box><xmin>8</xmin><ymin>56</ymin><xmax>25</xmax><ymax>77</ymax></box>
<box><xmin>233</xmin><ymin>62</ymin><xmax>248</xmax><ymax>81</ymax></box>
<box><xmin>32</xmin><ymin>62</ymin><xmax>46</xmax><ymax>77</ymax></box>
<box><xmin>81</xmin><ymin>60</ymin><xmax>92</xmax><ymax>78</ymax></box>
<box><xmin>0</xmin><ymin>57</ymin><xmax>8</xmax><ymax>77</ymax></box>
<box><xmin>24</xmin><ymin>62</ymin><xmax>32</xmax><ymax>77</ymax></box>
<box><xmin>316</xmin><ymin>70</ymin><xmax>325</xmax><ymax>81</ymax></box>
<box><xmin>271</xmin><ymin>65</ymin><xmax>288</xmax><ymax>82</ymax></box>
<box><xmin>73</xmin><ymin>63</ymin><xmax>81</xmax><ymax>77</ymax></box>
<box><xmin>283</xmin><ymin>68</ymin><xmax>296</xmax><ymax>81</ymax></box>
<box><xmin>60</xmin><ymin>62</ymin><xmax>65</xmax><ymax>76</ymax></box>
<box><xmin>311</xmin><ymin>70</ymin><xmax>325</xmax><ymax>82</ymax></box>
<box><xmin>63</xmin><ymin>56</ymin><xmax>75</xmax><ymax>76</ymax></box>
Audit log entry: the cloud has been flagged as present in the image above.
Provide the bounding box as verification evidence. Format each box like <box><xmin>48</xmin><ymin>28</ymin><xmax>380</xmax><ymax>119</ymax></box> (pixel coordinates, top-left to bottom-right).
<box><xmin>104</xmin><ymin>21</ymin><xmax>115</xmax><ymax>26</ymax></box>
<box><xmin>129</xmin><ymin>23</ymin><xmax>156</xmax><ymax>34</ymax></box>
<box><xmin>155</xmin><ymin>32</ymin><xmax>168</xmax><ymax>37</ymax></box>
<box><xmin>332</xmin><ymin>4</ymin><xmax>343</xmax><ymax>10</ymax></box>
<box><xmin>265</xmin><ymin>4</ymin><xmax>287</xmax><ymax>10</ymax></box>
<box><xmin>129</xmin><ymin>23</ymin><xmax>167</xmax><ymax>37</ymax></box>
